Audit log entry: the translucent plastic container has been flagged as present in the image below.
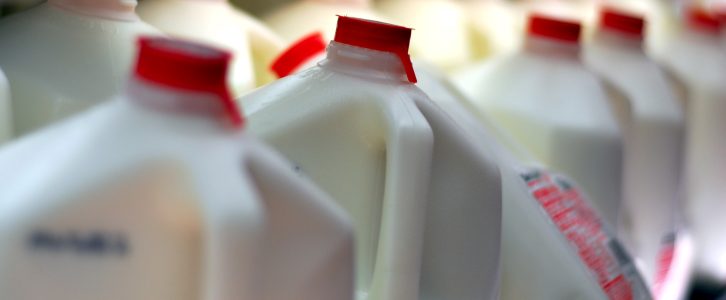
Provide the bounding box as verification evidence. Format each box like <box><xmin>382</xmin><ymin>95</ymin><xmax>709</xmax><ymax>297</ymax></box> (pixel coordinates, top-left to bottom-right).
<box><xmin>659</xmin><ymin>8</ymin><xmax>726</xmax><ymax>284</ymax></box>
<box><xmin>584</xmin><ymin>8</ymin><xmax>690</xmax><ymax>299</ymax></box>
<box><xmin>0</xmin><ymin>0</ymin><xmax>162</xmax><ymax>136</ymax></box>
<box><xmin>137</xmin><ymin>0</ymin><xmax>287</xmax><ymax>96</ymax></box>
<box><xmin>245</xmin><ymin>17</ymin><xmax>502</xmax><ymax>300</ymax></box>
<box><xmin>0</xmin><ymin>36</ymin><xmax>354</xmax><ymax>300</ymax></box>
<box><xmin>266</xmin><ymin>22</ymin><xmax>650</xmax><ymax>300</ymax></box>
<box><xmin>454</xmin><ymin>14</ymin><xmax>624</xmax><ymax>230</ymax></box>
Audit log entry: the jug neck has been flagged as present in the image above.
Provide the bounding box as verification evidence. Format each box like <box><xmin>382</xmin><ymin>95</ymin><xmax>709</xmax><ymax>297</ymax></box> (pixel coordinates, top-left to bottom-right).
<box><xmin>126</xmin><ymin>77</ymin><xmax>234</xmax><ymax>130</ymax></box>
<box><xmin>321</xmin><ymin>41</ymin><xmax>409</xmax><ymax>83</ymax></box>
<box><xmin>305</xmin><ymin>0</ymin><xmax>370</xmax><ymax>8</ymax></box>
<box><xmin>595</xmin><ymin>29</ymin><xmax>644</xmax><ymax>53</ymax></box>
<box><xmin>523</xmin><ymin>36</ymin><xmax>580</xmax><ymax>61</ymax></box>
<box><xmin>48</xmin><ymin>0</ymin><xmax>138</xmax><ymax>21</ymax></box>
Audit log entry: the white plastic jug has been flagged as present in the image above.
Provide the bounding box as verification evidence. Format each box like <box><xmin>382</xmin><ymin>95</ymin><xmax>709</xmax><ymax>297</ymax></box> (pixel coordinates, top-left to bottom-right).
<box><xmin>584</xmin><ymin>8</ymin><xmax>689</xmax><ymax>299</ymax></box>
<box><xmin>0</xmin><ymin>0</ymin><xmax>162</xmax><ymax>136</ymax></box>
<box><xmin>244</xmin><ymin>16</ymin><xmax>502</xmax><ymax>300</ymax></box>
<box><xmin>375</xmin><ymin>0</ymin><xmax>475</xmax><ymax>70</ymax></box>
<box><xmin>262</xmin><ymin>0</ymin><xmax>386</xmax><ymax>43</ymax></box>
<box><xmin>267</xmin><ymin>23</ymin><xmax>649</xmax><ymax>300</ymax></box>
<box><xmin>137</xmin><ymin>0</ymin><xmax>287</xmax><ymax>97</ymax></box>
<box><xmin>0</xmin><ymin>36</ymin><xmax>354</xmax><ymax>300</ymax></box>
<box><xmin>454</xmin><ymin>14</ymin><xmax>625</xmax><ymax>229</ymax></box>
<box><xmin>416</xmin><ymin>60</ymin><xmax>651</xmax><ymax>300</ymax></box>
<box><xmin>659</xmin><ymin>7</ymin><xmax>726</xmax><ymax>284</ymax></box>
<box><xmin>0</xmin><ymin>68</ymin><xmax>12</xmax><ymax>144</ymax></box>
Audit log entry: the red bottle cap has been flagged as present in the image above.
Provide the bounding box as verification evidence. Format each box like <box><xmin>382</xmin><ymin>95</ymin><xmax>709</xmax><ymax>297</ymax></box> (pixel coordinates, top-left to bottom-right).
<box><xmin>600</xmin><ymin>7</ymin><xmax>645</xmax><ymax>39</ymax></box>
<box><xmin>334</xmin><ymin>16</ymin><xmax>417</xmax><ymax>83</ymax></box>
<box><xmin>527</xmin><ymin>14</ymin><xmax>582</xmax><ymax>43</ymax></box>
<box><xmin>685</xmin><ymin>7</ymin><xmax>720</xmax><ymax>34</ymax></box>
<box><xmin>134</xmin><ymin>36</ymin><xmax>243</xmax><ymax>128</ymax></box>
<box><xmin>270</xmin><ymin>31</ymin><xmax>328</xmax><ymax>78</ymax></box>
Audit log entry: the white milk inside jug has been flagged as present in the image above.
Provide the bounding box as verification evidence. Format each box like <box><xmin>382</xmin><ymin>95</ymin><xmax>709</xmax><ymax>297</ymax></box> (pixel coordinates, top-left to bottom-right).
<box><xmin>266</xmin><ymin>23</ymin><xmax>650</xmax><ymax>300</ymax></box>
<box><xmin>0</xmin><ymin>36</ymin><xmax>354</xmax><ymax>300</ymax></box>
<box><xmin>660</xmin><ymin>7</ymin><xmax>726</xmax><ymax>284</ymax></box>
<box><xmin>0</xmin><ymin>68</ymin><xmax>12</xmax><ymax>144</ymax></box>
<box><xmin>453</xmin><ymin>14</ymin><xmax>624</xmax><ymax>229</ymax></box>
<box><xmin>584</xmin><ymin>8</ymin><xmax>690</xmax><ymax>299</ymax></box>
<box><xmin>245</xmin><ymin>16</ymin><xmax>502</xmax><ymax>300</ymax></box>
<box><xmin>137</xmin><ymin>0</ymin><xmax>287</xmax><ymax>96</ymax></box>
<box><xmin>375</xmin><ymin>0</ymin><xmax>474</xmax><ymax>70</ymax></box>
<box><xmin>0</xmin><ymin>0</ymin><xmax>161</xmax><ymax>136</ymax></box>
<box><xmin>262</xmin><ymin>0</ymin><xmax>387</xmax><ymax>43</ymax></box>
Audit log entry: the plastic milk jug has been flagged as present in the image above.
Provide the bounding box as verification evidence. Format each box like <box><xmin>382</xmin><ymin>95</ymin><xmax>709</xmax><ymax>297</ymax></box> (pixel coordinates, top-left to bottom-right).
<box><xmin>415</xmin><ymin>60</ymin><xmax>651</xmax><ymax>300</ymax></box>
<box><xmin>584</xmin><ymin>8</ymin><xmax>690</xmax><ymax>299</ymax></box>
<box><xmin>0</xmin><ymin>36</ymin><xmax>354</xmax><ymax>300</ymax></box>
<box><xmin>0</xmin><ymin>0</ymin><xmax>162</xmax><ymax>136</ymax></box>
<box><xmin>137</xmin><ymin>0</ymin><xmax>287</xmax><ymax>96</ymax></box>
<box><xmin>453</xmin><ymin>14</ymin><xmax>625</xmax><ymax>229</ymax></box>
<box><xmin>659</xmin><ymin>7</ymin><xmax>726</xmax><ymax>284</ymax></box>
<box><xmin>244</xmin><ymin>16</ymin><xmax>502</xmax><ymax>300</ymax></box>
<box><xmin>262</xmin><ymin>0</ymin><xmax>387</xmax><ymax>43</ymax></box>
<box><xmin>0</xmin><ymin>68</ymin><xmax>12</xmax><ymax>144</ymax></box>
<box><xmin>412</xmin><ymin>56</ymin><xmax>649</xmax><ymax>300</ymax></box>
<box><xmin>266</xmin><ymin>22</ymin><xmax>650</xmax><ymax>300</ymax></box>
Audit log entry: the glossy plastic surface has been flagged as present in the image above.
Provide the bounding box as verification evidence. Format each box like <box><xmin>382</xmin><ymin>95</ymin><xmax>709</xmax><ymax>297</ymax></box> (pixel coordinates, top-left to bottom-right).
<box><xmin>245</xmin><ymin>40</ymin><xmax>501</xmax><ymax>300</ymax></box>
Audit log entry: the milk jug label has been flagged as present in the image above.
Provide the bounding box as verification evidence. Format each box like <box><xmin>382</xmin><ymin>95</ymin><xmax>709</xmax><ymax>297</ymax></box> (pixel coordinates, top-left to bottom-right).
<box><xmin>28</xmin><ymin>229</ymin><xmax>129</xmax><ymax>256</ymax></box>
<box><xmin>520</xmin><ymin>169</ymin><xmax>650</xmax><ymax>300</ymax></box>
<box><xmin>3</xmin><ymin>163</ymin><xmax>201</xmax><ymax>300</ymax></box>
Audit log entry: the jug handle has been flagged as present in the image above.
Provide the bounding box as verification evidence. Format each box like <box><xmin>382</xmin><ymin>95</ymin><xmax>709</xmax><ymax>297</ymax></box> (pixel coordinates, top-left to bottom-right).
<box><xmin>370</xmin><ymin>109</ymin><xmax>433</xmax><ymax>300</ymax></box>
<box><xmin>243</xmin><ymin>141</ymin><xmax>355</xmax><ymax>300</ymax></box>
<box><xmin>411</xmin><ymin>94</ymin><xmax>504</xmax><ymax>300</ymax></box>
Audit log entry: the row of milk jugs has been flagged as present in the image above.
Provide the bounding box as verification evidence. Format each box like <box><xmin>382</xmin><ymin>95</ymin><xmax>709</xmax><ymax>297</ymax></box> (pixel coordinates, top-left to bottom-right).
<box><xmin>1</xmin><ymin>1</ymin><xmax>726</xmax><ymax>300</ymax></box>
